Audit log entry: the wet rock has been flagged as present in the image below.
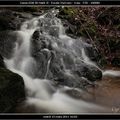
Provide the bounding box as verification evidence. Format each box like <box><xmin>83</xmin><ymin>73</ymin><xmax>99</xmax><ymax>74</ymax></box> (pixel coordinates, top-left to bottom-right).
<box><xmin>31</xmin><ymin>29</ymin><xmax>52</xmax><ymax>55</ymax></box>
<box><xmin>0</xmin><ymin>68</ymin><xmax>25</xmax><ymax>113</ymax></box>
<box><xmin>17</xmin><ymin>12</ymin><xmax>32</xmax><ymax>19</ymax></box>
<box><xmin>0</xmin><ymin>31</ymin><xmax>17</xmax><ymax>59</ymax></box>
<box><xmin>49</xmin><ymin>26</ymin><xmax>59</xmax><ymax>37</ymax></box>
<box><xmin>30</xmin><ymin>14</ymin><xmax>102</xmax><ymax>89</ymax></box>
<box><xmin>86</xmin><ymin>66</ymin><xmax>102</xmax><ymax>81</ymax></box>
<box><xmin>44</xmin><ymin>10</ymin><xmax>59</xmax><ymax>19</ymax></box>
<box><xmin>31</xmin><ymin>29</ymin><xmax>40</xmax><ymax>42</ymax></box>
<box><xmin>53</xmin><ymin>72</ymin><xmax>90</xmax><ymax>89</ymax></box>
<box><xmin>74</xmin><ymin>63</ymin><xmax>102</xmax><ymax>82</ymax></box>
<box><xmin>31</xmin><ymin>30</ymin><xmax>51</xmax><ymax>78</ymax></box>
<box><xmin>33</xmin><ymin>50</ymin><xmax>52</xmax><ymax>78</ymax></box>
<box><xmin>32</xmin><ymin>12</ymin><xmax>43</xmax><ymax>16</ymax></box>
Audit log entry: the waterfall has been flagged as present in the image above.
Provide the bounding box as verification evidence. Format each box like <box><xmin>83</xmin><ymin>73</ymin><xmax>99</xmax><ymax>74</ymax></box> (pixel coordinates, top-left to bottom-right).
<box><xmin>4</xmin><ymin>10</ymin><xmax>111</xmax><ymax>113</ymax></box>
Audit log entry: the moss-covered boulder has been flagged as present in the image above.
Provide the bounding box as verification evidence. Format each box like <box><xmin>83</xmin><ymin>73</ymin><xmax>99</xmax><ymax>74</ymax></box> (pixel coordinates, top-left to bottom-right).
<box><xmin>0</xmin><ymin>68</ymin><xmax>25</xmax><ymax>113</ymax></box>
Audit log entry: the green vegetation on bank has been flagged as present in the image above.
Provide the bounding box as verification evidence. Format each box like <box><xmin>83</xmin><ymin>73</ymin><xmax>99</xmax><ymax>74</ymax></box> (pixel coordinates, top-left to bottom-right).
<box><xmin>58</xmin><ymin>7</ymin><xmax>120</xmax><ymax>67</ymax></box>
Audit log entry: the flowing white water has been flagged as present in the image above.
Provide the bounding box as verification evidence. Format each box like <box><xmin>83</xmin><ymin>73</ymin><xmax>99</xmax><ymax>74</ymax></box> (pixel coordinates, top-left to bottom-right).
<box><xmin>3</xmin><ymin>10</ymin><xmax>114</xmax><ymax>113</ymax></box>
<box><xmin>81</xmin><ymin>48</ymin><xmax>120</xmax><ymax>78</ymax></box>
<box><xmin>103</xmin><ymin>70</ymin><xmax>120</xmax><ymax>77</ymax></box>
<box><xmin>81</xmin><ymin>48</ymin><xmax>102</xmax><ymax>71</ymax></box>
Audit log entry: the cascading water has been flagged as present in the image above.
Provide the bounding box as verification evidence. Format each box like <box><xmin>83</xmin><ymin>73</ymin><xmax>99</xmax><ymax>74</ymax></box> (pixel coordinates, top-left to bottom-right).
<box><xmin>3</xmin><ymin>9</ymin><xmax>120</xmax><ymax>113</ymax></box>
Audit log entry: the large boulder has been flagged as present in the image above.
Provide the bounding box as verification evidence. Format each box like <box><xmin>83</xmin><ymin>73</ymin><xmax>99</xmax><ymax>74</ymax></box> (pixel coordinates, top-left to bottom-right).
<box><xmin>52</xmin><ymin>71</ymin><xmax>90</xmax><ymax>89</ymax></box>
<box><xmin>0</xmin><ymin>55</ymin><xmax>5</xmax><ymax>68</ymax></box>
<box><xmin>73</xmin><ymin>63</ymin><xmax>102</xmax><ymax>82</ymax></box>
<box><xmin>0</xmin><ymin>68</ymin><xmax>25</xmax><ymax>113</ymax></box>
<box><xmin>30</xmin><ymin>11</ymin><xmax>103</xmax><ymax>89</ymax></box>
<box><xmin>31</xmin><ymin>29</ymin><xmax>102</xmax><ymax>89</ymax></box>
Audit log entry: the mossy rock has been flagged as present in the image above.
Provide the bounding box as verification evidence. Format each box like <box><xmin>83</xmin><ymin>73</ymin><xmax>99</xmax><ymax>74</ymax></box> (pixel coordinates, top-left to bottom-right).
<box><xmin>0</xmin><ymin>68</ymin><xmax>25</xmax><ymax>113</ymax></box>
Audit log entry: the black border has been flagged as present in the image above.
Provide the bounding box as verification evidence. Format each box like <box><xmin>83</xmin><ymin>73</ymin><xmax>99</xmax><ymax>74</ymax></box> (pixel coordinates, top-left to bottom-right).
<box><xmin>0</xmin><ymin>114</ymin><xmax>120</xmax><ymax>119</ymax></box>
<box><xmin>0</xmin><ymin>1</ymin><xmax>119</xmax><ymax>5</ymax></box>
